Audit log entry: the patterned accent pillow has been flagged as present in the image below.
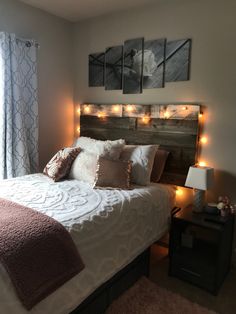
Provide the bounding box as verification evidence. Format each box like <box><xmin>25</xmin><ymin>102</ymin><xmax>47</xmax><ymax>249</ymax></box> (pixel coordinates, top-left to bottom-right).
<box><xmin>43</xmin><ymin>147</ymin><xmax>81</xmax><ymax>182</ymax></box>
<box><xmin>94</xmin><ymin>157</ymin><xmax>132</xmax><ymax>190</ymax></box>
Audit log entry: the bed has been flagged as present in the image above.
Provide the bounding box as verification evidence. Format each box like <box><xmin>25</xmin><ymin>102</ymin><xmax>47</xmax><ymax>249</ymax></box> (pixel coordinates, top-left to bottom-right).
<box><xmin>0</xmin><ymin>104</ymin><xmax>200</xmax><ymax>314</ymax></box>
<box><xmin>0</xmin><ymin>174</ymin><xmax>175</xmax><ymax>314</ymax></box>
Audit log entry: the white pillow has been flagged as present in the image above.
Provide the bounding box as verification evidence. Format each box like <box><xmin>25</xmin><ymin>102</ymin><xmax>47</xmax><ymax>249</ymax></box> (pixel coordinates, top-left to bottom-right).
<box><xmin>74</xmin><ymin>137</ymin><xmax>125</xmax><ymax>160</ymax></box>
<box><xmin>120</xmin><ymin>145</ymin><xmax>159</xmax><ymax>186</ymax></box>
<box><xmin>69</xmin><ymin>152</ymin><xmax>98</xmax><ymax>184</ymax></box>
<box><xmin>70</xmin><ymin>137</ymin><xmax>125</xmax><ymax>184</ymax></box>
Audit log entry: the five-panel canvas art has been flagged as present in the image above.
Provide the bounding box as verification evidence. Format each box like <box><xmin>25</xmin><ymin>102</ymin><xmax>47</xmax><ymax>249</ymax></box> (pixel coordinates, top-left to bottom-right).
<box><xmin>89</xmin><ymin>38</ymin><xmax>191</xmax><ymax>94</ymax></box>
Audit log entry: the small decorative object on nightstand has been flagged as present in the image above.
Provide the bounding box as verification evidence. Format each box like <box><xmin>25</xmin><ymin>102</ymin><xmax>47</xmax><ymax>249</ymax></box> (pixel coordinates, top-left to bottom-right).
<box><xmin>169</xmin><ymin>205</ymin><xmax>234</xmax><ymax>295</ymax></box>
<box><xmin>185</xmin><ymin>166</ymin><xmax>214</xmax><ymax>213</ymax></box>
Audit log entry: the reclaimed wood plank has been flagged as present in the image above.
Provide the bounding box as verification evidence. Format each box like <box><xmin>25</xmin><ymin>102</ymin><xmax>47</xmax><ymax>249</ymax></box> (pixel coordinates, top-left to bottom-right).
<box><xmin>80</xmin><ymin>127</ymin><xmax>197</xmax><ymax>148</ymax></box>
<box><xmin>137</xmin><ymin>118</ymin><xmax>198</xmax><ymax>134</ymax></box>
<box><xmin>80</xmin><ymin>116</ymin><xmax>136</xmax><ymax>130</ymax></box>
<box><xmin>81</xmin><ymin>104</ymin><xmax>122</xmax><ymax>117</ymax></box>
<box><xmin>122</xmin><ymin>104</ymin><xmax>151</xmax><ymax>117</ymax></box>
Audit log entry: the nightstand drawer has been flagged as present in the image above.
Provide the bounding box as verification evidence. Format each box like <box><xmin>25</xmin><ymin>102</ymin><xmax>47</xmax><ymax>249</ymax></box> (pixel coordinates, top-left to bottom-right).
<box><xmin>170</xmin><ymin>258</ymin><xmax>215</xmax><ymax>292</ymax></box>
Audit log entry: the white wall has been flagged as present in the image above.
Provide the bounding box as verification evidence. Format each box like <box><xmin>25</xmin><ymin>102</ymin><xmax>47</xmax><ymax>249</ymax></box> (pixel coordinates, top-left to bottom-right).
<box><xmin>73</xmin><ymin>0</ymin><xmax>236</xmax><ymax>206</ymax></box>
<box><xmin>0</xmin><ymin>0</ymin><xmax>74</xmax><ymax>169</ymax></box>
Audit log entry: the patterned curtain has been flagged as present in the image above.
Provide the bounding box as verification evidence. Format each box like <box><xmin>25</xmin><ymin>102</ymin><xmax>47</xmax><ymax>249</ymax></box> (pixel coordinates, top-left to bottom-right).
<box><xmin>0</xmin><ymin>32</ymin><xmax>38</xmax><ymax>179</ymax></box>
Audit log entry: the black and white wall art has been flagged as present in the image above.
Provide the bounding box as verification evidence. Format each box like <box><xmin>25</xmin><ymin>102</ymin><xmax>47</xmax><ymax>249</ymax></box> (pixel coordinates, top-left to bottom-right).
<box><xmin>105</xmin><ymin>46</ymin><xmax>123</xmax><ymax>90</ymax></box>
<box><xmin>88</xmin><ymin>37</ymin><xmax>192</xmax><ymax>93</ymax></box>
<box><xmin>123</xmin><ymin>38</ymin><xmax>144</xmax><ymax>94</ymax></box>
<box><xmin>165</xmin><ymin>39</ymin><xmax>191</xmax><ymax>82</ymax></box>
<box><xmin>143</xmin><ymin>38</ymin><xmax>166</xmax><ymax>89</ymax></box>
<box><xmin>89</xmin><ymin>52</ymin><xmax>105</xmax><ymax>87</ymax></box>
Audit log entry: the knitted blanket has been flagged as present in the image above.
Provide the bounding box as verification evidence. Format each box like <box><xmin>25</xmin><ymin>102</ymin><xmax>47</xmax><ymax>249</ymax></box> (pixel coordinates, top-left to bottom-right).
<box><xmin>0</xmin><ymin>198</ymin><xmax>84</xmax><ymax>310</ymax></box>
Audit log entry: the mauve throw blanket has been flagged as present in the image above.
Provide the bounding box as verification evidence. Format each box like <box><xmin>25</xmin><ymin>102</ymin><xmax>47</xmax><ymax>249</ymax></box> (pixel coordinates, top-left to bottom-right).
<box><xmin>0</xmin><ymin>198</ymin><xmax>84</xmax><ymax>310</ymax></box>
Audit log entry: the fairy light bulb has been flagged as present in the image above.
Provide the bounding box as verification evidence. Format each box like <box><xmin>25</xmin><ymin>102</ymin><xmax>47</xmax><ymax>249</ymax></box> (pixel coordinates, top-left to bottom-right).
<box><xmin>112</xmin><ymin>105</ymin><xmax>120</xmax><ymax>113</ymax></box>
<box><xmin>164</xmin><ymin>111</ymin><xmax>170</xmax><ymax>119</ymax></box>
<box><xmin>176</xmin><ymin>188</ymin><xmax>183</xmax><ymax>196</ymax></box>
<box><xmin>126</xmin><ymin>104</ymin><xmax>134</xmax><ymax>113</ymax></box>
<box><xmin>199</xmin><ymin>112</ymin><xmax>203</xmax><ymax>119</ymax></box>
<box><xmin>77</xmin><ymin>126</ymin><xmax>80</xmax><ymax>133</ymax></box>
<box><xmin>98</xmin><ymin>111</ymin><xmax>106</xmax><ymax>118</ymax></box>
<box><xmin>142</xmin><ymin>115</ymin><xmax>150</xmax><ymax>124</ymax></box>
<box><xmin>200</xmin><ymin>136</ymin><xmax>208</xmax><ymax>144</ymax></box>
<box><xmin>84</xmin><ymin>105</ymin><xmax>90</xmax><ymax>114</ymax></box>
<box><xmin>77</xmin><ymin>107</ymin><xmax>81</xmax><ymax>115</ymax></box>
<box><xmin>182</xmin><ymin>106</ymin><xmax>188</xmax><ymax>111</ymax></box>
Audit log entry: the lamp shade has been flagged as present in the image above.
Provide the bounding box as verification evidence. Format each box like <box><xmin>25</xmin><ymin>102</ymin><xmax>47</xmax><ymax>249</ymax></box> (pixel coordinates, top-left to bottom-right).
<box><xmin>185</xmin><ymin>166</ymin><xmax>214</xmax><ymax>190</ymax></box>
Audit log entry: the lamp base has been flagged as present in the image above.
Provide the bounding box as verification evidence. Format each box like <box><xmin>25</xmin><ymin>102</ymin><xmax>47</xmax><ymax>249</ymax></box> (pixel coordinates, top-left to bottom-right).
<box><xmin>193</xmin><ymin>189</ymin><xmax>205</xmax><ymax>213</ymax></box>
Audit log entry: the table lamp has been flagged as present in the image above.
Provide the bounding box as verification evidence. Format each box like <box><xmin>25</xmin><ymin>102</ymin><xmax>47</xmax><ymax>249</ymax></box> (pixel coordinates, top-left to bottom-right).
<box><xmin>185</xmin><ymin>165</ymin><xmax>214</xmax><ymax>213</ymax></box>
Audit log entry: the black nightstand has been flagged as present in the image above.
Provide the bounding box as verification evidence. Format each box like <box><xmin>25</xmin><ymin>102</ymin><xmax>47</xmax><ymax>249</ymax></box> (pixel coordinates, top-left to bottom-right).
<box><xmin>169</xmin><ymin>205</ymin><xmax>234</xmax><ymax>295</ymax></box>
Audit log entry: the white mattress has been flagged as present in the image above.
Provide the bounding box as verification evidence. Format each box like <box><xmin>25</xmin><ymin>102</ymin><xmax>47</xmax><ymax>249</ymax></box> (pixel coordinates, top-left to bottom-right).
<box><xmin>0</xmin><ymin>174</ymin><xmax>175</xmax><ymax>314</ymax></box>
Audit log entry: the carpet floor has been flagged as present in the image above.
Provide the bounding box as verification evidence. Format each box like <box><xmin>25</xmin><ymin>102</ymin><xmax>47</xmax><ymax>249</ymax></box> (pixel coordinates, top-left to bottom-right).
<box><xmin>106</xmin><ymin>276</ymin><xmax>216</xmax><ymax>314</ymax></box>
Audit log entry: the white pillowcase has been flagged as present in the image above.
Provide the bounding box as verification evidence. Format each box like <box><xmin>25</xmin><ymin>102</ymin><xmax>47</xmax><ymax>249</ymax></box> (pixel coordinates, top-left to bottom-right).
<box><xmin>120</xmin><ymin>145</ymin><xmax>159</xmax><ymax>186</ymax></box>
<box><xmin>74</xmin><ymin>137</ymin><xmax>125</xmax><ymax>160</ymax></box>
<box><xmin>70</xmin><ymin>137</ymin><xmax>125</xmax><ymax>184</ymax></box>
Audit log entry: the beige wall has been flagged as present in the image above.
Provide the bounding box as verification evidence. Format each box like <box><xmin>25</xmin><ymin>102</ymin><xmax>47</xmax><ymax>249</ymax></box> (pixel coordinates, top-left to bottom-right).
<box><xmin>0</xmin><ymin>0</ymin><xmax>74</xmax><ymax>169</ymax></box>
<box><xmin>73</xmin><ymin>0</ymin><xmax>236</xmax><ymax>206</ymax></box>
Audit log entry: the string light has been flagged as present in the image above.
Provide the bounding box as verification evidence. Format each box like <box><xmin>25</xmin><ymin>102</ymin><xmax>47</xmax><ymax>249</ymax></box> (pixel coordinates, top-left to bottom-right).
<box><xmin>112</xmin><ymin>105</ymin><xmax>120</xmax><ymax>113</ymax></box>
<box><xmin>142</xmin><ymin>115</ymin><xmax>151</xmax><ymax>124</ymax></box>
<box><xmin>200</xmin><ymin>136</ymin><xmax>208</xmax><ymax>144</ymax></box>
<box><xmin>126</xmin><ymin>104</ymin><xmax>134</xmax><ymax>113</ymax></box>
<box><xmin>97</xmin><ymin>111</ymin><xmax>106</xmax><ymax>118</ymax></box>
<box><xmin>176</xmin><ymin>188</ymin><xmax>183</xmax><ymax>196</ymax></box>
<box><xmin>84</xmin><ymin>105</ymin><xmax>91</xmax><ymax>114</ymax></box>
<box><xmin>77</xmin><ymin>107</ymin><xmax>81</xmax><ymax>115</ymax></box>
<box><xmin>76</xmin><ymin>126</ymin><xmax>80</xmax><ymax>133</ymax></box>
<box><xmin>182</xmin><ymin>106</ymin><xmax>188</xmax><ymax>111</ymax></box>
<box><xmin>164</xmin><ymin>111</ymin><xmax>170</xmax><ymax>119</ymax></box>
<box><xmin>199</xmin><ymin>112</ymin><xmax>203</xmax><ymax>119</ymax></box>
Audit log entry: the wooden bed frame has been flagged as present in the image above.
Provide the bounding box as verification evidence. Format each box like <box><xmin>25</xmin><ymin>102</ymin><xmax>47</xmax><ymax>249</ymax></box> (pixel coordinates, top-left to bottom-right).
<box><xmin>70</xmin><ymin>103</ymin><xmax>200</xmax><ymax>313</ymax></box>
<box><xmin>71</xmin><ymin>249</ymin><xmax>150</xmax><ymax>314</ymax></box>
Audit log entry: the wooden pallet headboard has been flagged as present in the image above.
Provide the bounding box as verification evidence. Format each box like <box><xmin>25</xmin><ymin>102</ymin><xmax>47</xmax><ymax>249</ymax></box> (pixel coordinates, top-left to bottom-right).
<box><xmin>80</xmin><ymin>104</ymin><xmax>200</xmax><ymax>186</ymax></box>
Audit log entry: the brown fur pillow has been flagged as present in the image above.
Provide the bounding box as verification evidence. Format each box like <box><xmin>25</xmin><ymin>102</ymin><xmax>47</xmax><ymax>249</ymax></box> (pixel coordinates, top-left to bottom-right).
<box><xmin>44</xmin><ymin>147</ymin><xmax>81</xmax><ymax>182</ymax></box>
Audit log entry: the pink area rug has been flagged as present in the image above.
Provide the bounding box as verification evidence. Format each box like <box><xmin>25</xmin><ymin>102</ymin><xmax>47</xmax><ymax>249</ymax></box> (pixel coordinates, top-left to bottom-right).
<box><xmin>106</xmin><ymin>277</ymin><xmax>217</xmax><ymax>314</ymax></box>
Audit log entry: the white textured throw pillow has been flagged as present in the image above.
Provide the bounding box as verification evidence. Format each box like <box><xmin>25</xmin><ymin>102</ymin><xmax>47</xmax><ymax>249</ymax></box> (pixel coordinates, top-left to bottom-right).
<box><xmin>120</xmin><ymin>145</ymin><xmax>159</xmax><ymax>186</ymax></box>
<box><xmin>69</xmin><ymin>152</ymin><xmax>98</xmax><ymax>184</ymax></box>
<box><xmin>74</xmin><ymin>137</ymin><xmax>125</xmax><ymax>160</ymax></box>
<box><xmin>70</xmin><ymin>137</ymin><xmax>125</xmax><ymax>184</ymax></box>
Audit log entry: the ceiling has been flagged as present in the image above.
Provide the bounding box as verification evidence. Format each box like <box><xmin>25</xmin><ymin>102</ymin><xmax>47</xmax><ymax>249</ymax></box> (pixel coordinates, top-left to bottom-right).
<box><xmin>19</xmin><ymin>0</ymin><xmax>157</xmax><ymax>22</ymax></box>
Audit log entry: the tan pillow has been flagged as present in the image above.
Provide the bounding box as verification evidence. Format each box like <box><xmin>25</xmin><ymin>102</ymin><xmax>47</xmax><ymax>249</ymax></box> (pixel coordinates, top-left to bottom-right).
<box><xmin>151</xmin><ymin>149</ymin><xmax>170</xmax><ymax>182</ymax></box>
<box><xmin>94</xmin><ymin>157</ymin><xmax>132</xmax><ymax>189</ymax></box>
<box><xmin>43</xmin><ymin>147</ymin><xmax>81</xmax><ymax>182</ymax></box>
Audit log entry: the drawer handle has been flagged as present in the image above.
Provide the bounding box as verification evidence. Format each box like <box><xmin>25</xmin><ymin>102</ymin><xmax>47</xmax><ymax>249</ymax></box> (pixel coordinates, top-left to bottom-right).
<box><xmin>181</xmin><ymin>268</ymin><xmax>201</xmax><ymax>277</ymax></box>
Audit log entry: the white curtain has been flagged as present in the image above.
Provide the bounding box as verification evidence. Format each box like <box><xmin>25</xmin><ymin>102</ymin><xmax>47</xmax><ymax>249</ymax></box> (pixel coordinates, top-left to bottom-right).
<box><xmin>0</xmin><ymin>32</ymin><xmax>38</xmax><ymax>179</ymax></box>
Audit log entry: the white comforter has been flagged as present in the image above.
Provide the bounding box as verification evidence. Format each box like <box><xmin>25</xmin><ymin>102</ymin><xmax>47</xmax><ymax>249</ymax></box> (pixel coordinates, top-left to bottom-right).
<box><xmin>0</xmin><ymin>174</ymin><xmax>175</xmax><ymax>314</ymax></box>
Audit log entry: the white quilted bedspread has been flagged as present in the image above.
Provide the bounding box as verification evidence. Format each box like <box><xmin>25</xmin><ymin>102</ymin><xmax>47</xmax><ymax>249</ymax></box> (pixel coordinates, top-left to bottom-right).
<box><xmin>0</xmin><ymin>174</ymin><xmax>175</xmax><ymax>314</ymax></box>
